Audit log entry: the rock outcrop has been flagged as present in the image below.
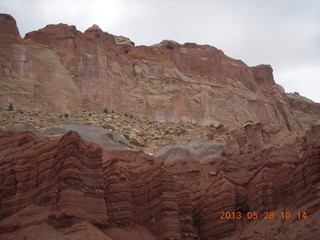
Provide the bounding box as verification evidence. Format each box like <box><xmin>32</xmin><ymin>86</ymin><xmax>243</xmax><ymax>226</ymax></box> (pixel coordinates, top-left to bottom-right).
<box><xmin>155</xmin><ymin>125</ymin><xmax>320</xmax><ymax>239</ymax></box>
<box><xmin>1</xmin><ymin>125</ymin><xmax>320</xmax><ymax>239</ymax></box>
<box><xmin>1</xmin><ymin>14</ymin><xmax>319</xmax><ymax>130</ymax></box>
<box><xmin>0</xmin><ymin>130</ymin><xmax>199</xmax><ymax>239</ymax></box>
<box><xmin>1</xmin><ymin>13</ymin><xmax>320</xmax><ymax>240</ymax></box>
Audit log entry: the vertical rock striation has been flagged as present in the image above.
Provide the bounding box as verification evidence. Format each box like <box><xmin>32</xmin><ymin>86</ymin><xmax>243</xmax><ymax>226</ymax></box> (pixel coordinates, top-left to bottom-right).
<box><xmin>1</xmin><ymin>14</ymin><xmax>319</xmax><ymax>129</ymax></box>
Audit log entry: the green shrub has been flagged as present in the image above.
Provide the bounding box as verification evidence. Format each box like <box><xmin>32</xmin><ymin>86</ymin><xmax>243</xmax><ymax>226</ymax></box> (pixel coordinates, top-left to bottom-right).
<box><xmin>176</xmin><ymin>128</ymin><xmax>187</xmax><ymax>136</ymax></box>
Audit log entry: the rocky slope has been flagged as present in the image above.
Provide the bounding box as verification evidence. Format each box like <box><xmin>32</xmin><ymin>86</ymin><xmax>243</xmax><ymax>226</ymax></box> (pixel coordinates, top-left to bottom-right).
<box><xmin>1</xmin><ymin>14</ymin><xmax>320</xmax><ymax>130</ymax></box>
<box><xmin>0</xmin><ymin>109</ymin><xmax>205</xmax><ymax>154</ymax></box>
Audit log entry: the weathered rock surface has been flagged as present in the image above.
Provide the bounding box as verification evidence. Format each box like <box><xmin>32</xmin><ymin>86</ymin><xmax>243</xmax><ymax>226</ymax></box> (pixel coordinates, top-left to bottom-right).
<box><xmin>153</xmin><ymin>123</ymin><xmax>320</xmax><ymax>240</ymax></box>
<box><xmin>1</xmin><ymin>13</ymin><xmax>320</xmax><ymax>240</ymax></box>
<box><xmin>1</xmin><ymin>123</ymin><xmax>320</xmax><ymax>239</ymax></box>
<box><xmin>0</xmin><ymin>130</ymin><xmax>196</xmax><ymax>239</ymax></box>
<box><xmin>1</xmin><ymin>14</ymin><xmax>320</xmax><ymax>130</ymax></box>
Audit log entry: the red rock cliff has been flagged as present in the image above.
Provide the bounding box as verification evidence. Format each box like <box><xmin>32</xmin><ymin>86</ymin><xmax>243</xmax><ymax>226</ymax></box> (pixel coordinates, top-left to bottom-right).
<box><xmin>1</xmin><ymin>14</ymin><xmax>320</xmax><ymax>130</ymax></box>
<box><xmin>1</xmin><ymin>124</ymin><xmax>320</xmax><ymax>239</ymax></box>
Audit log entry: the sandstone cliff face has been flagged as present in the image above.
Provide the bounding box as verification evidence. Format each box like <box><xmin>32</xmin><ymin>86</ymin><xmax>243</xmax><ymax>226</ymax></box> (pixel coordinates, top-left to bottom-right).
<box><xmin>155</xmin><ymin>125</ymin><xmax>320</xmax><ymax>240</ymax></box>
<box><xmin>0</xmin><ymin>15</ymin><xmax>84</xmax><ymax>113</ymax></box>
<box><xmin>1</xmin><ymin>125</ymin><xmax>320</xmax><ymax>240</ymax></box>
<box><xmin>1</xmin><ymin>14</ymin><xmax>319</xmax><ymax>129</ymax></box>
<box><xmin>1</xmin><ymin>14</ymin><xmax>320</xmax><ymax>240</ymax></box>
<box><xmin>0</xmin><ymin>130</ymin><xmax>196</xmax><ymax>239</ymax></box>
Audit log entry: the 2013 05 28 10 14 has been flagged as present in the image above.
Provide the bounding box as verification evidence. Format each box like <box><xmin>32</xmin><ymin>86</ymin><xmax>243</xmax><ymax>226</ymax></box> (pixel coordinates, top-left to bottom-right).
<box><xmin>218</xmin><ymin>211</ymin><xmax>307</xmax><ymax>220</ymax></box>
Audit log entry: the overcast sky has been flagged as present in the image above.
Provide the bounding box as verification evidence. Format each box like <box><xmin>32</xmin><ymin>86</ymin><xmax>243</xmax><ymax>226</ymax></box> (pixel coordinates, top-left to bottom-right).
<box><xmin>1</xmin><ymin>0</ymin><xmax>319</xmax><ymax>103</ymax></box>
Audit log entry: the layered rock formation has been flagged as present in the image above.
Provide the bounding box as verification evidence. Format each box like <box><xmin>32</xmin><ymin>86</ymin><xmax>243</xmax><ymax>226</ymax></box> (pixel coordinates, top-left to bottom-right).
<box><xmin>1</xmin><ymin>124</ymin><xmax>320</xmax><ymax>240</ymax></box>
<box><xmin>155</xmin><ymin>125</ymin><xmax>320</xmax><ymax>239</ymax></box>
<box><xmin>1</xmin><ymin>14</ymin><xmax>319</xmax><ymax>130</ymax></box>
<box><xmin>0</xmin><ymin>129</ymin><xmax>200</xmax><ymax>239</ymax></box>
<box><xmin>1</xmin><ymin>13</ymin><xmax>320</xmax><ymax>240</ymax></box>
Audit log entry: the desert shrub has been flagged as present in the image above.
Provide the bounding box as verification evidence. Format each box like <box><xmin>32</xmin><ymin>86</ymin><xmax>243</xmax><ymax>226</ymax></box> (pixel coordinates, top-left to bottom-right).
<box><xmin>176</xmin><ymin>128</ymin><xmax>187</xmax><ymax>136</ymax></box>
<box><xmin>8</xmin><ymin>103</ymin><xmax>14</xmax><ymax>111</ymax></box>
<box><xmin>103</xmin><ymin>107</ymin><xmax>108</xmax><ymax>113</ymax></box>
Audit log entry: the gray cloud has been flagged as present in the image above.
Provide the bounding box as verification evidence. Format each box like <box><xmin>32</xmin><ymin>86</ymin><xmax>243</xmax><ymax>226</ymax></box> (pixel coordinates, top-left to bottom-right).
<box><xmin>1</xmin><ymin>0</ymin><xmax>319</xmax><ymax>102</ymax></box>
